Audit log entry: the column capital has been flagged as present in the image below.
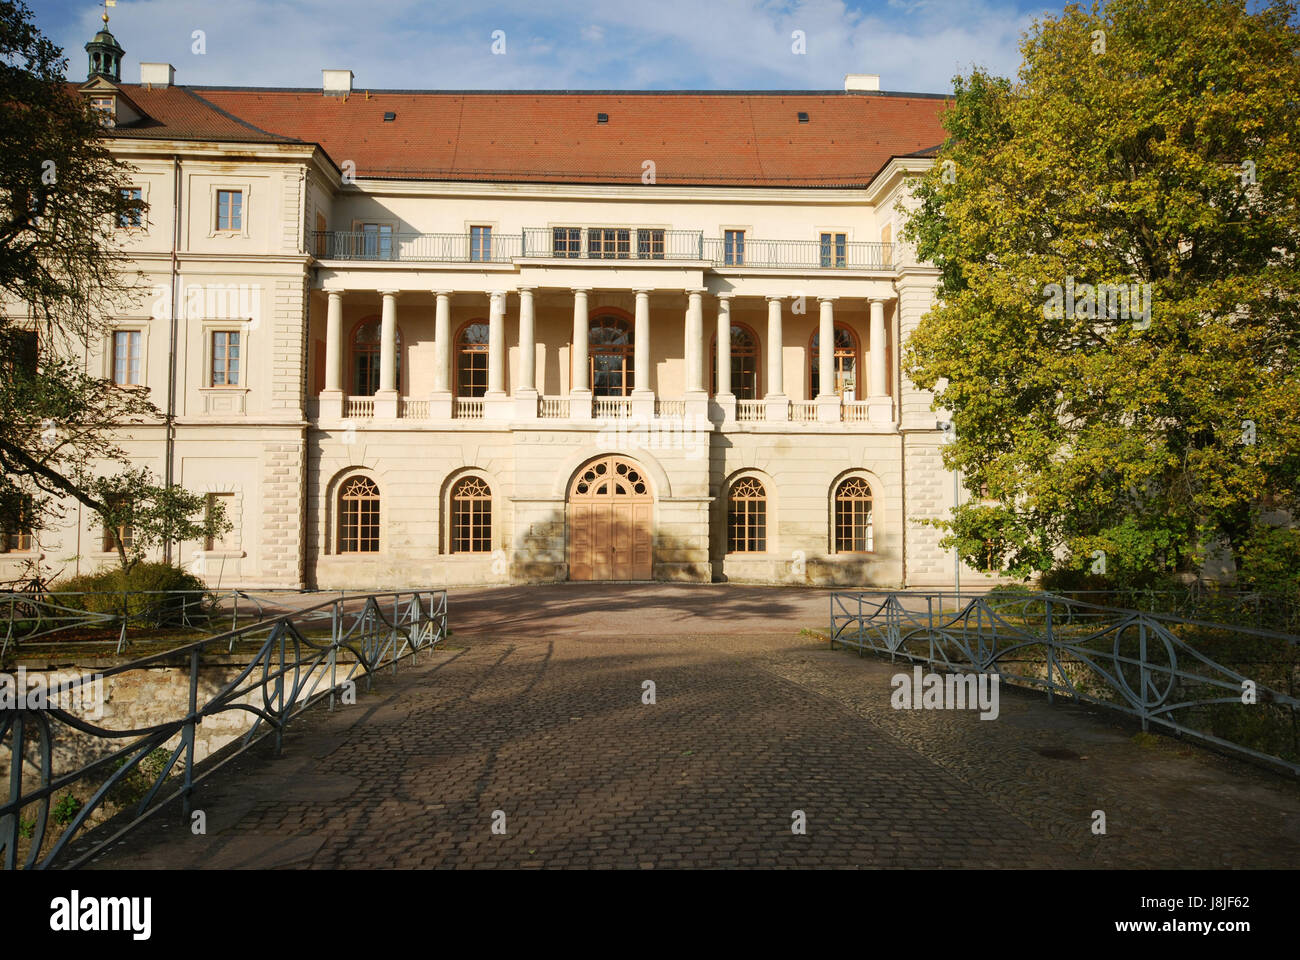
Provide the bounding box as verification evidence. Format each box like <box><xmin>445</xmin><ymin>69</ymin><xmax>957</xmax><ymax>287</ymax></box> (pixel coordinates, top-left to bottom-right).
<box><xmin>765</xmin><ymin>295</ymin><xmax>783</xmax><ymax>303</ymax></box>
<box><xmin>517</xmin><ymin>285</ymin><xmax>536</xmax><ymax>294</ymax></box>
<box><xmin>715</xmin><ymin>292</ymin><xmax>735</xmax><ymax>302</ymax></box>
<box><xmin>378</xmin><ymin>288</ymin><xmax>400</xmax><ymax>297</ymax></box>
<box><xmin>818</xmin><ymin>295</ymin><xmax>837</xmax><ymax>304</ymax></box>
<box><xmin>571</xmin><ymin>286</ymin><xmax>592</xmax><ymax>293</ymax></box>
<box><xmin>684</xmin><ymin>287</ymin><xmax>708</xmax><ymax>296</ymax></box>
<box><xmin>432</xmin><ymin>289</ymin><xmax>454</xmax><ymax>297</ymax></box>
<box><xmin>632</xmin><ymin>287</ymin><xmax>654</xmax><ymax>296</ymax></box>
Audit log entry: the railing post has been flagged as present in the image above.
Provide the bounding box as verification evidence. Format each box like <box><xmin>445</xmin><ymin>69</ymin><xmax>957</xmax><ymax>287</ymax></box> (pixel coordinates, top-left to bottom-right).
<box><xmin>1139</xmin><ymin>622</ymin><xmax>1150</xmax><ymax>732</ymax></box>
<box><xmin>182</xmin><ymin>647</ymin><xmax>199</xmax><ymax>816</ymax></box>
<box><xmin>4</xmin><ymin>713</ymin><xmax>23</xmax><ymax>870</ymax></box>
<box><xmin>329</xmin><ymin>600</ymin><xmax>339</xmax><ymax>711</ymax></box>
<box><xmin>1045</xmin><ymin>598</ymin><xmax>1055</xmax><ymax>704</ymax></box>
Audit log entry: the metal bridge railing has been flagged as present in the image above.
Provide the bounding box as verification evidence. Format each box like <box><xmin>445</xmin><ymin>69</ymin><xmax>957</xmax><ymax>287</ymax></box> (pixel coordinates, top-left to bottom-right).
<box><xmin>829</xmin><ymin>590</ymin><xmax>1300</xmax><ymax>775</ymax></box>
<box><xmin>1</xmin><ymin>589</ymin><xmax>447</xmax><ymax>870</ymax></box>
<box><xmin>1</xmin><ymin>588</ymin><xmax>347</xmax><ymax>657</ymax></box>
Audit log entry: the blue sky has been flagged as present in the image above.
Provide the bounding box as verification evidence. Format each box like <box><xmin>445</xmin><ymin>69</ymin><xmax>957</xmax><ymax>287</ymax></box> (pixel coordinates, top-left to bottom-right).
<box><xmin>37</xmin><ymin>0</ymin><xmax>1055</xmax><ymax>93</ymax></box>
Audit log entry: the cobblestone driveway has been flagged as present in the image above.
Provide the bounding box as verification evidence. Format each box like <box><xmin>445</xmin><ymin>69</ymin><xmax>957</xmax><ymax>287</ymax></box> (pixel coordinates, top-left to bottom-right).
<box><xmin>89</xmin><ymin>584</ymin><xmax>1300</xmax><ymax>869</ymax></box>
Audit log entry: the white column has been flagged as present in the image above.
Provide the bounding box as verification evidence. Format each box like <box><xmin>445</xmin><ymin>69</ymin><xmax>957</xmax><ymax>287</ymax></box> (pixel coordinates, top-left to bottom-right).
<box><xmin>764</xmin><ymin>296</ymin><xmax>788</xmax><ymax>421</ymax></box>
<box><xmin>515</xmin><ymin>286</ymin><xmax>538</xmax><ymax>419</ymax></box>
<box><xmin>867</xmin><ymin>297</ymin><xmax>893</xmax><ymax>423</ymax></box>
<box><xmin>320</xmin><ymin>289</ymin><xmax>344</xmax><ymax>419</ymax></box>
<box><xmin>684</xmin><ymin>289</ymin><xmax>705</xmax><ymax>394</ymax></box>
<box><xmin>487</xmin><ymin>291</ymin><xmax>506</xmax><ymax>395</ymax></box>
<box><xmin>517</xmin><ymin>287</ymin><xmax>536</xmax><ymax>392</ymax></box>
<box><xmin>817</xmin><ymin>296</ymin><xmax>840</xmax><ymax>422</ymax></box>
<box><xmin>631</xmin><ymin>289</ymin><xmax>654</xmax><ymax>418</ymax></box>
<box><xmin>432</xmin><ymin>290</ymin><xmax>452</xmax><ymax>394</ymax></box>
<box><xmin>633</xmin><ymin>289</ymin><xmax>652</xmax><ymax>394</ymax></box>
<box><xmin>570</xmin><ymin>287</ymin><xmax>591</xmax><ymax>419</ymax></box>
<box><xmin>715</xmin><ymin>295</ymin><xmax>733</xmax><ymax>397</ymax></box>
<box><xmin>713</xmin><ymin>294</ymin><xmax>735</xmax><ymax>424</ymax></box>
<box><xmin>378</xmin><ymin>290</ymin><xmax>398</xmax><ymax>393</ymax></box>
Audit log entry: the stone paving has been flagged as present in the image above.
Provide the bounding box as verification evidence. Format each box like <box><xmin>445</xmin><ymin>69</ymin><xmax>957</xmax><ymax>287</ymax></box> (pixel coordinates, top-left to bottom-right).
<box><xmin>87</xmin><ymin>584</ymin><xmax>1300</xmax><ymax>869</ymax></box>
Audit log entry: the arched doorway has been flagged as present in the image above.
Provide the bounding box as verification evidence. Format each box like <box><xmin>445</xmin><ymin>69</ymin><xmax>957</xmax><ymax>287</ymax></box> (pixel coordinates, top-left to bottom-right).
<box><xmin>567</xmin><ymin>455</ymin><xmax>654</xmax><ymax>580</ymax></box>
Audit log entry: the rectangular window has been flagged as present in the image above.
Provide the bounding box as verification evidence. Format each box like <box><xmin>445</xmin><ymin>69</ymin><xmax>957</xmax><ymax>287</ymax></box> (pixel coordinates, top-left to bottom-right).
<box><xmin>90</xmin><ymin>96</ymin><xmax>115</xmax><ymax>126</ymax></box>
<box><xmin>119</xmin><ymin>188</ymin><xmax>143</xmax><ymax>228</ymax></box>
<box><xmin>636</xmin><ymin>229</ymin><xmax>665</xmax><ymax>260</ymax></box>
<box><xmin>724</xmin><ymin>230</ymin><xmax>745</xmax><ymax>266</ymax></box>
<box><xmin>470</xmin><ymin>226</ymin><xmax>492</xmax><ymax>262</ymax></box>
<box><xmin>4</xmin><ymin>329</ymin><xmax>37</xmax><ymax>378</ymax></box>
<box><xmin>552</xmin><ymin>227</ymin><xmax>581</xmax><ymax>258</ymax></box>
<box><xmin>360</xmin><ymin>222</ymin><xmax>393</xmax><ymax>259</ymax></box>
<box><xmin>210</xmin><ymin>331</ymin><xmax>240</xmax><ymax>386</ymax></box>
<box><xmin>2</xmin><ymin>510</ymin><xmax>33</xmax><ymax>553</ymax></box>
<box><xmin>204</xmin><ymin>493</ymin><xmax>235</xmax><ymax>551</ymax></box>
<box><xmin>102</xmin><ymin>498</ymin><xmax>133</xmax><ymax>554</ymax></box>
<box><xmin>112</xmin><ymin>330</ymin><xmax>141</xmax><ymax>386</ymax></box>
<box><xmin>315</xmin><ymin>212</ymin><xmax>328</xmax><ymax>256</ymax></box>
<box><xmin>820</xmin><ymin>232</ymin><xmax>847</xmax><ymax>268</ymax></box>
<box><xmin>216</xmin><ymin>190</ymin><xmax>243</xmax><ymax>231</ymax></box>
<box><xmin>587</xmin><ymin>228</ymin><xmax>630</xmax><ymax>259</ymax></box>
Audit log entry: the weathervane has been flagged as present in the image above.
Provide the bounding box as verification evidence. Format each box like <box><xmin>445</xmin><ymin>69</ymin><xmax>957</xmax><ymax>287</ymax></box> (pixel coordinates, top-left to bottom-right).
<box><xmin>102</xmin><ymin>0</ymin><xmax>116</xmax><ymax>26</ymax></box>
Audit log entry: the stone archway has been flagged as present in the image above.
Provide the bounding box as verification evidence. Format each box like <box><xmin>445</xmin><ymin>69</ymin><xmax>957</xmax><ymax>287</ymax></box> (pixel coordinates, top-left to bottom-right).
<box><xmin>567</xmin><ymin>455</ymin><xmax>654</xmax><ymax>581</ymax></box>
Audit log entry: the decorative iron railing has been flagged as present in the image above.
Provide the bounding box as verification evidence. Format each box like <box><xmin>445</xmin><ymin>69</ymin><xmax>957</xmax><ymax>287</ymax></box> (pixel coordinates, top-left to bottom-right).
<box><xmin>703</xmin><ymin>237</ymin><xmax>894</xmax><ymax>270</ymax></box>
<box><xmin>829</xmin><ymin>590</ymin><xmax>1300</xmax><ymax>774</ymax></box>
<box><xmin>1</xmin><ymin>589</ymin><xmax>447</xmax><ymax>869</ymax></box>
<box><xmin>313</xmin><ymin>231</ymin><xmax>521</xmax><ymax>263</ymax></box>
<box><xmin>522</xmin><ymin>227</ymin><xmax>705</xmax><ymax>260</ymax></box>
<box><xmin>1</xmin><ymin>589</ymin><xmax>331</xmax><ymax>658</ymax></box>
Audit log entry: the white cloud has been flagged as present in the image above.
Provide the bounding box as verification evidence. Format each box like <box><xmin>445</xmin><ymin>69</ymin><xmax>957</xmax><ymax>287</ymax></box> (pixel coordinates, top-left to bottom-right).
<box><xmin>52</xmin><ymin>0</ymin><xmax>1032</xmax><ymax>93</ymax></box>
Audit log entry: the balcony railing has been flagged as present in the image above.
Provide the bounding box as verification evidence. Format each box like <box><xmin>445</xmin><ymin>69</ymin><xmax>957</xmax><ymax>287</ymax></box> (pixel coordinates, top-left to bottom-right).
<box><xmin>313</xmin><ymin>231</ymin><xmax>521</xmax><ymax>263</ymax></box>
<box><xmin>313</xmin><ymin>229</ymin><xmax>894</xmax><ymax>270</ymax></box>
<box><xmin>654</xmin><ymin>399</ymin><xmax>686</xmax><ymax>418</ymax></box>
<box><xmin>539</xmin><ymin>396</ymin><xmax>570</xmax><ymax>419</ymax></box>
<box><xmin>454</xmin><ymin>397</ymin><xmax>484</xmax><ymax>419</ymax></box>
<box><xmin>593</xmin><ymin>396</ymin><xmax>632</xmax><ymax>418</ymax></box>
<box><xmin>703</xmin><ymin>238</ymin><xmax>894</xmax><ymax>270</ymax></box>
<box><xmin>788</xmin><ymin>401</ymin><xmax>818</xmax><ymax>422</ymax></box>
<box><xmin>522</xmin><ymin>227</ymin><xmax>705</xmax><ymax>260</ymax></box>
<box><xmin>841</xmin><ymin>401</ymin><xmax>871</xmax><ymax>422</ymax></box>
<box><xmin>345</xmin><ymin>397</ymin><xmax>374</xmax><ymax>419</ymax></box>
<box><xmin>736</xmin><ymin>400</ymin><xmax>764</xmax><ymax>421</ymax></box>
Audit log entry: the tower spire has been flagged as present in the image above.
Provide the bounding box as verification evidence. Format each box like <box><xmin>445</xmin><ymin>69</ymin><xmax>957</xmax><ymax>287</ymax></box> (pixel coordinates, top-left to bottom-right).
<box><xmin>85</xmin><ymin>5</ymin><xmax>124</xmax><ymax>83</ymax></box>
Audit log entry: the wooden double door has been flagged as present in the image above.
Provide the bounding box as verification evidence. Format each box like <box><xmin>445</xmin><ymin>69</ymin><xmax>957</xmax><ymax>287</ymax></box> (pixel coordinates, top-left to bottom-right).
<box><xmin>568</xmin><ymin>456</ymin><xmax>653</xmax><ymax>581</ymax></box>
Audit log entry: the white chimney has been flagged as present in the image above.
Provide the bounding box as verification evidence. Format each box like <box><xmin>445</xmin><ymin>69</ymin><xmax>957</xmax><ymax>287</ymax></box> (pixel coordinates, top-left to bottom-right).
<box><xmin>140</xmin><ymin>63</ymin><xmax>175</xmax><ymax>87</ymax></box>
<box><xmin>844</xmin><ymin>74</ymin><xmax>881</xmax><ymax>92</ymax></box>
<box><xmin>323</xmin><ymin>69</ymin><xmax>354</xmax><ymax>96</ymax></box>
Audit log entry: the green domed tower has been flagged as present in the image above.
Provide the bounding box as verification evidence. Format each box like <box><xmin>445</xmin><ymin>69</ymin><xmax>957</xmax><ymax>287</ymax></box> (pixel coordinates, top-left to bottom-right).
<box><xmin>85</xmin><ymin>11</ymin><xmax>124</xmax><ymax>82</ymax></box>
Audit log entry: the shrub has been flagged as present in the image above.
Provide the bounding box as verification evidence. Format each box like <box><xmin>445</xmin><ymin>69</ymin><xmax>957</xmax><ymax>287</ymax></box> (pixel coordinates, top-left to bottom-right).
<box><xmin>52</xmin><ymin>563</ymin><xmax>208</xmax><ymax>624</ymax></box>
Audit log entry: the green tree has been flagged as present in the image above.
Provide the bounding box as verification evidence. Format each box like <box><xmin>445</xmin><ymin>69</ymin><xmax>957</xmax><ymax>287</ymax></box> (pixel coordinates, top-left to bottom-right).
<box><xmin>902</xmin><ymin>0</ymin><xmax>1300</xmax><ymax>590</ymax></box>
<box><xmin>92</xmin><ymin>469</ymin><xmax>230</xmax><ymax>576</ymax></box>
<box><xmin>0</xmin><ymin>0</ymin><xmax>215</xmax><ymax>572</ymax></box>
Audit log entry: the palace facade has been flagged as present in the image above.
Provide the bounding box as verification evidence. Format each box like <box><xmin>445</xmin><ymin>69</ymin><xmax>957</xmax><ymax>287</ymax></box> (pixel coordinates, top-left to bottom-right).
<box><xmin>2</xmin><ymin>26</ymin><xmax>976</xmax><ymax>591</ymax></box>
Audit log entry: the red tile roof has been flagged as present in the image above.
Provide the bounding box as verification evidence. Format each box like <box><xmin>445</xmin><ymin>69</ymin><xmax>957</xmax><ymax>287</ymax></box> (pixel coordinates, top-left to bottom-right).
<box><xmin>96</xmin><ymin>84</ymin><xmax>950</xmax><ymax>187</ymax></box>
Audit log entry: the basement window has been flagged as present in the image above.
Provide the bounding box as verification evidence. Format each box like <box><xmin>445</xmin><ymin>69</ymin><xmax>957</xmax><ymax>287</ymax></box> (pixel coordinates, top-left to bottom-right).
<box><xmin>596</xmin><ymin>113</ymin><xmax>609</xmax><ymax>123</ymax></box>
<box><xmin>797</xmin><ymin>111</ymin><xmax>810</xmax><ymax>123</ymax></box>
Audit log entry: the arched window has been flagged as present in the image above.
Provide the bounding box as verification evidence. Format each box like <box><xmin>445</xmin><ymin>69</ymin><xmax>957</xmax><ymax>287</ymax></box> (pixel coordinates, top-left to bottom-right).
<box><xmin>589</xmin><ymin>313</ymin><xmax>634</xmax><ymax>397</ymax></box>
<box><xmin>711</xmin><ymin>323</ymin><xmax>760</xmax><ymax>399</ymax></box>
<box><xmin>809</xmin><ymin>324</ymin><xmax>860</xmax><ymax>400</ymax></box>
<box><xmin>450</xmin><ymin>476</ymin><xmax>492</xmax><ymax>553</ymax></box>
<box><xmin>834</xmin><ymin>477</ymin><xmax>873</xmax><ymax>552</ymax></box>
<box><xmin>456</xmin><ymin>321</ymin><xmax>490</xmax><ymax>397</ymax></box>
<box><xmin>351</xmin><ymin>319</ymin><xmax>400</xmax><ymax>396</ymax></box>
<box><xmin>338</xmin><ymin>476</ymin><xmax>380</xmax><ymax>553</ymax></box>
<box><xmin>727</xmin><ymin>477</ymin><xmax>767</xmax><ymax>553</ymax></box>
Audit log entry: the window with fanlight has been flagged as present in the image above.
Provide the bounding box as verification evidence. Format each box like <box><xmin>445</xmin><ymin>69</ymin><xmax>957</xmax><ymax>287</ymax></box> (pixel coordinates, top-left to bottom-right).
<box><xmin>450</xmin><ymin>476</ymin><xmax>492</xmax><ymax>553</ymax></box>
<box><xmin>351</xmin><ymin>319</ymin><xmax>400</xmax><ymax>396</ymax></box>
<box><xmin>834</xmin><ymin>477</ymin><xmax>874</xmax><ymax>552</ymax></box>
<box><xmin>589</xmin><ymin>313</ymin><xmax>634</xmax><ymax>397</ymax></box>
<box><xmin>809</xmin><ymin>323</ymin><xmax>860</xmax><ymax>400</ymax></box>
<box><xmin>711</xmin><ymin>323</ymin><xmax>760</xmax><ymax>399</ymax></box>
<box><xmin>337</xmin><ymin>476</ymin><xmax>380</xmax><ymax>553</ymax></box>
<box><xmin>456</xmin><ymin>321</ymin><xmax>490</xmax><ymax>397</ymax></box>
<box><xmin>727</xmin><ymin>477</ymin><xmax>767</xmax><ymax>553</ymax></box>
